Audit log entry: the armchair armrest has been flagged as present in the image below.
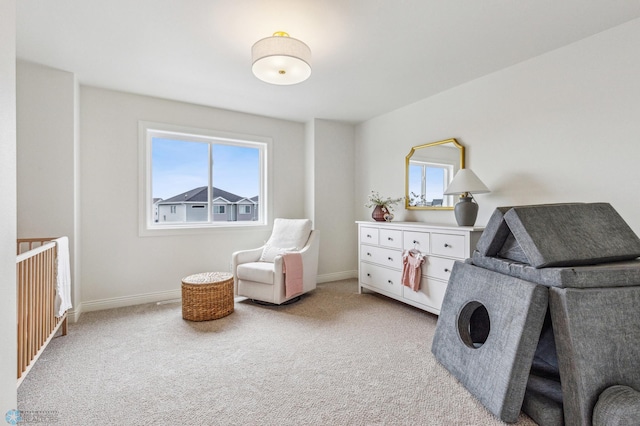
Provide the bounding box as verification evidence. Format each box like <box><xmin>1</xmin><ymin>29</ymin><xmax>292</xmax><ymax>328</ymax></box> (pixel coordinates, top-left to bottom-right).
<box><xmin>273</xmin><ymin>231</ymin><xmax>320</xmax><ymax>291</ymax></box>
<box><xmin>273</xmin><ymin>239</ymin><xmax>312</xmax><ymax>262</ymax></box>
<box><xmin>232</xmin><ymin>246</ymin><xmax>264</xmax><ymax>295</ymax></box>
<box><xmin>272</xmin><ymin>230</ymin><xmax>318</xmax><ymax>266</ymax></box>
<box><xmin>232</xmin><ymin>246</ymin><xmax>264</xmax><ymax>265</ymax></box>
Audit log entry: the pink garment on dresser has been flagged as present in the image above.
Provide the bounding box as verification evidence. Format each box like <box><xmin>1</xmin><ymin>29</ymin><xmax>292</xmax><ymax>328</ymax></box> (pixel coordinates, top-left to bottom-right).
<box><xmin>282</xmin><ymin>252</ymin><xmax>303</xmax><ymax>298</ymax></box>
<box><xmin>402</xmin><ymin>250</ymin><xmax>425</xmax><ymax>291</ymax></box>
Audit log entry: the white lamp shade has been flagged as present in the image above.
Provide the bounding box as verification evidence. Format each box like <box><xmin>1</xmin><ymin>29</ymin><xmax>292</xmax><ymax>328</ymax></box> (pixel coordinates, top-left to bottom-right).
<box><xmin>252</xmin><ymin>34</ymin><xmax>311</xmax><ymax>85</ymax></box>
<box><xmin>443</xmin><ymin>169</ymin><xmax>490</xmax><ymax>195</ymax></box>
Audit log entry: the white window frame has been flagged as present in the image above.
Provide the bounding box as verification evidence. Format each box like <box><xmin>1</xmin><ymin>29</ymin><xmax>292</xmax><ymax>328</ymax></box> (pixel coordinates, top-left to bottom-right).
<box><xmin>138</xmin><ymin>121</ymin><xmax>271</xmax><ymax>236</ymax></box>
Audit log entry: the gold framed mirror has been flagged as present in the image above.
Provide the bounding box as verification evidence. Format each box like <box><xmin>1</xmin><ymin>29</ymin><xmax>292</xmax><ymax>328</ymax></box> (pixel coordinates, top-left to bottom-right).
<box><xmin>405</xmin><ymin>138</ymin><xmax>465</xmax><ymax>210</ymax></box>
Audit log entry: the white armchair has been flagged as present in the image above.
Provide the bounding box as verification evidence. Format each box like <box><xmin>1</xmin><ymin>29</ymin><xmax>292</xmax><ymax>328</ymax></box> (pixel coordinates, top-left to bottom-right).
<box><xmin>232</xmin><ymin>218</ymin><xmax>320</xmax><ymax>305</ymax></box>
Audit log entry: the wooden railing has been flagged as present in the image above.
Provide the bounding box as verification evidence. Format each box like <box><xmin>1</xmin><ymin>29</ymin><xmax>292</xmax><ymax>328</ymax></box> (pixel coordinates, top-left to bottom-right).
<box><xmin>16</xmin><ymin>238</ymin><xmax>68</xmax><ymax>387</ymax></box>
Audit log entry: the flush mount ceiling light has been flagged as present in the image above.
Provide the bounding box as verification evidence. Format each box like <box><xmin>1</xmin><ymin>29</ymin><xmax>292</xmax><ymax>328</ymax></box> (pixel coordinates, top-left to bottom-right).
<box><xmin>251</xmin><ymin>31</ymin><xmax>311</xmax><ymax>85</ymax></box>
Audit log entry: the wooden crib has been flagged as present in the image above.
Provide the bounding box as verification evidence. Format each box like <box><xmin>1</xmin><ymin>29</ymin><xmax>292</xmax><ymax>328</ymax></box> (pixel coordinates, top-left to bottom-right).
<box><xmin>16</xmin><ymin>238</ymin><xmax>69</xmax><ymax>387</ymax></box>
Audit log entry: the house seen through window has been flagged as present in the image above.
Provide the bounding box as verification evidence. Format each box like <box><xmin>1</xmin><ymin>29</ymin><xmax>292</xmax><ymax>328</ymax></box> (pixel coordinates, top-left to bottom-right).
<box><xmin>140</xmin><ymin>122</ymin><xmax>268</xmax><ymax>233</ymax></box>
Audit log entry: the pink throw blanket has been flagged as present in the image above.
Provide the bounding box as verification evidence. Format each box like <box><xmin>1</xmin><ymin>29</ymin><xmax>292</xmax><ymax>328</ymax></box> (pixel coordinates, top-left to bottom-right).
<box><xmin>282</xmin><ymin>252</ymin><xmax>304</xmax><ymax>298</ymax></box>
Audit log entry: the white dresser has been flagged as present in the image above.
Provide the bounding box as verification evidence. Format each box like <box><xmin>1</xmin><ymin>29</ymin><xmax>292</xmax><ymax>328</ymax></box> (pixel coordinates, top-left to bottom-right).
<box><xmin>357</xmin><ymin>221</ymin><xmax>484</xmax><ymax>315</ymax></box>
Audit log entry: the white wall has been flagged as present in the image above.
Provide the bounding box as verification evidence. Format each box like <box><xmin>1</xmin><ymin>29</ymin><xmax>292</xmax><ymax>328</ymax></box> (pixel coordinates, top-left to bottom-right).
<box><xmin>0</xmin><ymin>0</ymin><xmax>17</xmax><ymax>412</ymax></box>
<box><xmin>16</xmin><ymin>61</ymin><xmax>81</xmax><ymax>319</ymax></box>
<box><xmin>79</xmin><ymin>87</ymin><xmax>309</xmax><ymax>309</ymax></box>
<box><xmin>306</xmin><ymin>119</ymin><xmax>357</xmax><ymax>280</ymax></box>
<box><xmin>356</xmin><ymin>18</ymin><xmax>640</xmax><ymax>236</ymax></box>
<box><xmin>18</xmin><ymin>17</ymin><xmax>640</xmax><ymax>318</ymax></box>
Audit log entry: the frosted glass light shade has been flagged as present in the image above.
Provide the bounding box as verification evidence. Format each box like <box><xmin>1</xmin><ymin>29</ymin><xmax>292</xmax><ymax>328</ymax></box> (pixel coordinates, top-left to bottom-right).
<box><xmin>252</xmin><ymin>32</ymin><xmax>311</xmax><ymax>85</ymax></box>
<box><xmin>444</xmin><ymin>169</ymin><xmax>490</xmax><ymax>195</ymax></box>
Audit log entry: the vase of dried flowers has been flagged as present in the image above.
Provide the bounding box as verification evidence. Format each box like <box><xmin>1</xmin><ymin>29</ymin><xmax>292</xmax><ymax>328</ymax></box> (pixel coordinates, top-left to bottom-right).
<box><xmin>365</xmin><ymin>191</ymin><xmax>403</xmax><ymax>222</ymax></box>
<box><xmin>371</xmin><ymin>205</ymin><xmax>386</xmax><ymax>221</ymax></box>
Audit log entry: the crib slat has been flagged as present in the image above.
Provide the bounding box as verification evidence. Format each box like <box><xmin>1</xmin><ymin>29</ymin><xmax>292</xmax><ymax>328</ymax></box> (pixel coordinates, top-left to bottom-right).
<box><xmin>16</xmin><ymin>238</ymin><xmax>67</xmax><ymax>386</ymax></box>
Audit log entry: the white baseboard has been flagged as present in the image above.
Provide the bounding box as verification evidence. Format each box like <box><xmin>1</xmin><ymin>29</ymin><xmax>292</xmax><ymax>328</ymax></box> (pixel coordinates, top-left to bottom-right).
<box><xmin>317</xmin><ymin>270</ymin><xmax>357</xmax><ymax>283</ymax></box>
<box><xmin>73</xmin><ymin>272</ymin><xmax>357</xmax><ymax>316</ymax></box>
<box><xmin>80</xmin><ymin>288</ymin><xmax>183</xmax><ymax>314</ymax></box>
<box><xmin>67</xmin><ymin>308</ymin><xmax>82</xmax><ymax>323</ymax></box>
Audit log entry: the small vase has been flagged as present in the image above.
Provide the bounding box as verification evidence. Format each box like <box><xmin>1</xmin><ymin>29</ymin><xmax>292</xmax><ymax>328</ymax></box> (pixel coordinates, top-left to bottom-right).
<box><xmin>372</xmin><ymin>205</ymin><xmax>386</xmax><ymax>222</ymax></box>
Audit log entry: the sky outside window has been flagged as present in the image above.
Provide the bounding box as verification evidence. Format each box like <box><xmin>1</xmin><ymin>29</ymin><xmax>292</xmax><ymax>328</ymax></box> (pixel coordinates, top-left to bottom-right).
<box><xmin>212</xmin><ymin>144</ymin><xmax>259</xmax><ymax>199</ymax></box>
<box><xmin>409</xmin><ymin>163</ymin><xmax>447</xmax><ymax>204</ymax></box>
<box><xmin>152</xmin><ymin>138</ymin><xmax>260</xmax><ymax>200</ymax></box>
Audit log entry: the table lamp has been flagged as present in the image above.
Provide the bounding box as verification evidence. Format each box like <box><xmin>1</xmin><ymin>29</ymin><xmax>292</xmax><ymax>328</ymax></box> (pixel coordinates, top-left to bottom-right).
<box><xmin>443</xmin><ymin>169</ymin><xmax>490</xmax><ymax>226</ymax></box>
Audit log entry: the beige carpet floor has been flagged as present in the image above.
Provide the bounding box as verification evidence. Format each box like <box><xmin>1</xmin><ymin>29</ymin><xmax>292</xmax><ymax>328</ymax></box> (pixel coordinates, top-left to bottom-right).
<box><xmin>18</xmin><ymin>279</ymin><xmax>537</xmax><ymax>425</ymax></box>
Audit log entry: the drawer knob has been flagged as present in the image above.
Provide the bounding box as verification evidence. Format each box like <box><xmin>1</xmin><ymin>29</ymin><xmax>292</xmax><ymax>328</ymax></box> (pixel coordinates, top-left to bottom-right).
<box><xmin>387</xmin><ymin>280</ymin><xmax>393</xmax><ymax>285</ymax></box>
<box><xmin>367</xmin><ymin>273</ymin><xmax>371</xmax><ymax>277</ymax></box>
<box><xmin>367</xmin><ymin>234</ymin><xmax>372</xmax><ymax>238</ymax></box>
<box><xmin>413</xmin><ymin>240</ymin><xmax>419</xmax><ymax>244</ymax></box>
<box><xmin>388</xmin><ymin>257</ymin><xmax>393</xmax><ymax>261</ymax></box>
<box><xmin>444</xmin><ymin>243</ymin><xmax>451</xmax><ymax>248</ymax></box>
<box><xmin>367</xmin><ymin>252</ymin><xmax>372</xmax><ymax>256</ymax></box>
<box><xmin>444</xmin><ymin>268</ymin><xmax>450</xmax><ymax>273</ymax></box>
<box><xmin>388</xmin><ymin>237</ymin><xmax>393</xmax><ymax>241</ymax></box>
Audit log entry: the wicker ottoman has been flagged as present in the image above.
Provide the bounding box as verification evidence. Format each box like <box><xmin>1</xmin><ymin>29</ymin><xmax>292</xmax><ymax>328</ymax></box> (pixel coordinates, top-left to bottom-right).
<box><xmin>181</xmin><ymin>272</ymin><xmax>234</xmax><ymax>321</ymax></box>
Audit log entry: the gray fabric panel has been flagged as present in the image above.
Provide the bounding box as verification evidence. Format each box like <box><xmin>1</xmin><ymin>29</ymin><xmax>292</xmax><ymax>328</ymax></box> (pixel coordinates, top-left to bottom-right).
<box><xmin>432</xmin><ymin>262</ymin><xmax>548</xmax><ymax>423</ymax></box>
<box><xmin>549</xmin><ymin>287</ymin><xmax>640</xmax><ymax>426</ymax></box>
<box><xmin>504</xmin><ymin>203</ymin><xmax>640</xmax><ymax>268</ymax></box>
<box><xmin>522</xmin><ymin>377</ymin><xmax>564</xmax><ymax>426</ymax></box>
<box><xmin>476</xmin><ymin>203</ymin><xmax>586</xmax><ymax>259</ymax></box>
<box><xmin>476</xmin><ymin>206</ymin><xmax>513</xmax><ymax>256</ymax></box>
<box><xmin>497</xmin><ymin>232</ymin><xmax>530</xmax><ymax>264</ymax></box>
<box><xmin>471</xmin><ymin>251</ymin><xmax>640</xmax><ymax>289</ymax></box>
<box><xmin>527</xmin><ymin>374</ymin><xmax>564</xmax><ymax>405</ymax></box>
<box><xmin>593</xmin><ymin>385</ymin><xmax>640</xmax><ymax>426</ymax></box>
<box><xmin>522</xmin><ymin>391</ymin><xmax>564</xmax><ymax>426</ymax></box>
<box><xmin>531</xmin><ymin>311</ymin><xmax>560</xmax><ymax>380</ymax></box>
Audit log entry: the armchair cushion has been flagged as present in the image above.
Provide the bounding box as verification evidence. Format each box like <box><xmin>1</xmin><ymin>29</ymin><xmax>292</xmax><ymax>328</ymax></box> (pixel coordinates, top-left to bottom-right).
<box><xmin>260</xmin><ymin>246</ymin><xmax>297</xmax><ymax>263</ymax></box>
<box><xmin>259</xmin><ymin>218</ymin><xmax>312</xmax><ymax>262</ymax></box>
<box><xmin>237</xmin><ymin>262</ymin><xmax>277</xmax><ymax>284</ymax></box>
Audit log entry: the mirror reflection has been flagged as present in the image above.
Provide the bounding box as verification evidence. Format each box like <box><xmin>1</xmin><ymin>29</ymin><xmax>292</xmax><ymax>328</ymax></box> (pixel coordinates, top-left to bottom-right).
<box><xmin>405</xmin><ymin>138</ymin><xmax>465</xmax><ymax>210</ymax></box>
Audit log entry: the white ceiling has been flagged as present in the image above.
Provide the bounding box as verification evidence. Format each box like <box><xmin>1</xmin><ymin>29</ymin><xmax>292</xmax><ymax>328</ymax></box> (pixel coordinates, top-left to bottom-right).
<box><xmin>16</xmin><ymin>0</ymin><xmax>640</xmax><ymax>124</ymax></box>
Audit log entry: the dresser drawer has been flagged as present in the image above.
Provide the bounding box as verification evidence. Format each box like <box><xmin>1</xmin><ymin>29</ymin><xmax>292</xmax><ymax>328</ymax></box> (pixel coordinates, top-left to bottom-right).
<box><xmin>360</xmin><ymin>262</ymin><xmax>402</xmax><ymax>296</ymax></box>
<box><xmin>403</xmin><ymin>231</ymin><xmax>430</xmax><ymax>254</ymax></box>
<box><xmin>424</xmin><ymin>256</ymin><xmax>456</xmax><ymax>281</ymax></box>
<box><xmin>431</xmin><ymin>233</ymin><xmax>467</xmax><ymax>259</ymax></box>
<box><xmin>379</xmin><ymin>228</ymin><xmax>402</xmax><ymax>249</ymax></box>
<box><xmin>360</xmin><ymin>245</ymin><xmax>402</xmax><ymax>269</ymax></box>
<box><xmin>402</xmin><ymin>276</ymin><xmax>448</xmax><ymax>312</ymax></box>
<box><xmin>360</xmin><ymin>227</ymin><xmax>379</xmax><ymax>245</ymax></box>
<box><xmin>357</xmin><ymin>221</ymin><xmax>483</xmax><ymax>315</ymax></box>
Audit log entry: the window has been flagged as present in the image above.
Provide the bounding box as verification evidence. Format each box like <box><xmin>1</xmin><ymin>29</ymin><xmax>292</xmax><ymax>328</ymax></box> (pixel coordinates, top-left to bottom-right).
<box><xmin>408</xmin><ymin>161</ymin><xmax>453</xmax><ymax>207</ymax></box>
<box><xmin>240</xmin><ymin>205</ymin><xmax>251</xmax><ymax>214</ymax></box>
<box><xmin>139</xmin><ymin>122</ymin><xmax>270</xmax><ymax>235</ymax></box>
